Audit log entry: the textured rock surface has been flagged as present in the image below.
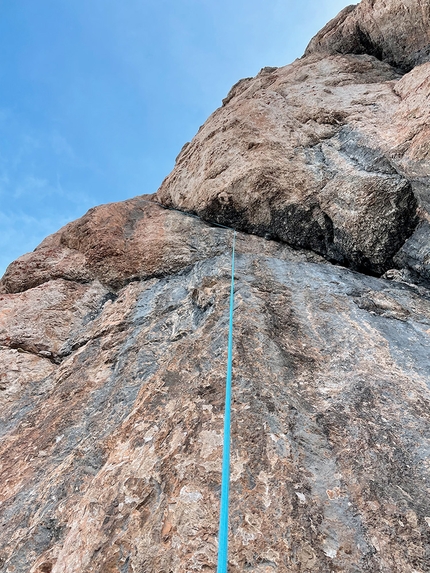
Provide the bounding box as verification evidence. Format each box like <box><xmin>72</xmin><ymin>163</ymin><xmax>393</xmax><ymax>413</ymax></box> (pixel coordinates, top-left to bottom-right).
<box><xmin>0</xmin><ymin>200</ymin><xmax>318</xmax><ymax>296</ymax></box>
<box><xmin>305</xmin><ymin>0</ymin><xmax>430</xmax><ymax>71</ymax></box>
<box><xmin>1</xmin><ymin>1</ymin><xmax>430</xmax><ymax>572</ymax></box>
<box><xmin>156</xmin><ymin>0</ymin><xmax>429</xmax><ymax>280</ymax></box>
<box><xmin>1</xmin><ymin>208</ymin><xmax>430</xmax><ymax>572</ymax></box>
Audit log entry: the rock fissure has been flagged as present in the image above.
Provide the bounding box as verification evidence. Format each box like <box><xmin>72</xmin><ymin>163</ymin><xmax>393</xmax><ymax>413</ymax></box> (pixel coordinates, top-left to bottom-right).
<box><xmin>6</xmin><ymin>344</ymin><xmax>60</xmax><ymax>365</ymax></box>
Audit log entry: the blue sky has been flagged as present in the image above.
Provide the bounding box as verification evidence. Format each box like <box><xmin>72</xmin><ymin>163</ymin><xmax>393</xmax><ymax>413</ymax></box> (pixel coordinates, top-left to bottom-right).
<box><xmin>0</xmin><ymin>0</ymin><xmax>351</xmax><ymax>277</ymax></box>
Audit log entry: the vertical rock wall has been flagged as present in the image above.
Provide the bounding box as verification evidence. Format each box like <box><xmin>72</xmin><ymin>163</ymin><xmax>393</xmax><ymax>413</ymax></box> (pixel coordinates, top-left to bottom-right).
<box><xmin>1</xmin><ymin>0</ymin><xmax>429</xmax><ymax>571</ymax></box>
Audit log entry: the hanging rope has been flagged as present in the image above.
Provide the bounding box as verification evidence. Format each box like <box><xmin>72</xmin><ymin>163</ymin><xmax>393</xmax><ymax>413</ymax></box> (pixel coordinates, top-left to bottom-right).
<box><xmin>217</xmin><ymin>230</ymin><xmax>236</xmax><ymax>573</ymax></box>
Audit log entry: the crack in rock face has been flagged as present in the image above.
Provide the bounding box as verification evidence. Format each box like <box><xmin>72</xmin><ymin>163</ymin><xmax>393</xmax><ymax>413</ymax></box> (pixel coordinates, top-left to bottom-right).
<box><xmin>0</xmin><ymin>0</ymin><xmax>430</xmax><ymax>572</ymax></box>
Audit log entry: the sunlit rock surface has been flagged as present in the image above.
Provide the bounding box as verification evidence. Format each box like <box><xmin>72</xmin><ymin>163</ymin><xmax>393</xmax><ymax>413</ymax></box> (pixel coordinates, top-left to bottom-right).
<box><xmin>1</xmin><ymin>0</ymin><xmax>429</xmax><ymax>571</ymax></box>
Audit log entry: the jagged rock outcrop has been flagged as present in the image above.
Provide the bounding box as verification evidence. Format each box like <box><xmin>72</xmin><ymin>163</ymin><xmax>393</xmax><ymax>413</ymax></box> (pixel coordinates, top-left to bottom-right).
<box><xmin>0</xmin><ymin>199</ymin><xmax>317</xmax><ymax>296</ymax></box>
<box><xmin>156</xmin><ymin>0</ymin><xmax>430</xmax><ymax>280</ymax></box>
<box><xmin>305</xmin><ymin>0</ymin><xmax>430</xmax><ymax>71</ymax></box>
<box><xmin>1</xmin><ymin>1</ymin><xmax>429</xmax><ymax>572</ymax></box>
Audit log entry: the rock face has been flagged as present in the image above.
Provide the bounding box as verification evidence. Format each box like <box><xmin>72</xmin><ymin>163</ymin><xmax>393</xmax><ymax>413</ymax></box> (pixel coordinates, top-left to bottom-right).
<box><xmin>305</xmin><ymin>0</ymin><xmax>430</xmax><ymax>71</ymax></box>
<box><xmin>1</xmin><ymin>1</ymin><xmax>430</xmax><ymax>572</ymax></box>
<box><xmin>156</xmin><ymin>0</ymin><xmax>430</xmax><ymax>280</ymax></box>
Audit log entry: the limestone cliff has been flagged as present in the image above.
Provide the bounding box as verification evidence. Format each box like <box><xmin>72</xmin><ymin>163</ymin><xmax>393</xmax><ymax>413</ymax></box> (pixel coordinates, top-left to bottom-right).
<box><xmin>1</xmin><ymin>1</ymin><xmax>429</xmax><ymax>572</ymax></box>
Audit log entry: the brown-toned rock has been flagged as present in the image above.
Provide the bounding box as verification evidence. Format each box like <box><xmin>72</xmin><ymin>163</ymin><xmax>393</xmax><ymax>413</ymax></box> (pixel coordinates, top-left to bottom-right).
<box><xmin>156</xmin><ymin>0</ymin><xmax>429</xmax><ymax>279</ymax></box>
<box><xmin>305</xmin><ymin>0</ymin><xmax>430</xmax><ymax>71</ymax></box>
<box><xmin>0</xmin><ymin>200</ymin><xmax>319</xmax><ymax>295</ymax></box>
<box><xmin>0</xmin><ymin>280</ymin><xmax>109</xmax><ymax>361</ymax></box>
<box><xmin>1</xmin><ymin>1</ymin><xmax>430</xmax><ymax>572</ymax></box>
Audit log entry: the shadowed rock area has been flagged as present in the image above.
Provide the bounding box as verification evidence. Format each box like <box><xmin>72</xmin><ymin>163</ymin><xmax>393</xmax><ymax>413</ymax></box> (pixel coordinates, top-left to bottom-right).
<box><xmin>305</xmin><ymin>0</ymin><xmax>430</xmax><ymax>71</ymax></box>
<box><xmin>1</xmin><ymin>1</ymin><xmax>429</xmax><ymax>572</ymax></box>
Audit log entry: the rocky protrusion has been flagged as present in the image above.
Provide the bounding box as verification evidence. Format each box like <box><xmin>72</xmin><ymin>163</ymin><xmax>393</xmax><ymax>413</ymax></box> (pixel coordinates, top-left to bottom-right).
<box><xmin>394</xmin><ymin>220</ymin><xmax>430</xmax><ymax>281</ymax></box>
<box><xmin>0</xmin><ymin>200</ymin><xmax>321</xmax><ymax>295</ymax></box>
<box><xmin>155</xmin><ymin>0</ymin><xmax>430</xmax><ymax>281</ymax></box>
<box><xmin>156</xmin><ymin>54</ymin><xmax>425</xmax><ymax>277</ymax></box>
<box><xmin>305</xmin><ymin>0</ymin><xmax>430</xmax><ymax>71</ymax></box>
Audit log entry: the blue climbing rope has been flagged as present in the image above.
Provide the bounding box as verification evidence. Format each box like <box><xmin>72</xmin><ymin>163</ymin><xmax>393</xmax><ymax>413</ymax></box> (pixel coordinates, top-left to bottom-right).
<box><xmin>217</xmin><ymin>230</ymin><xmax>236</xmax><ymax>573</ymax></box>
